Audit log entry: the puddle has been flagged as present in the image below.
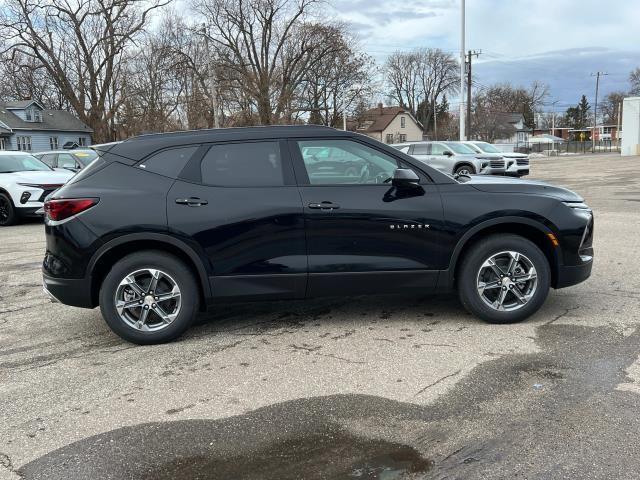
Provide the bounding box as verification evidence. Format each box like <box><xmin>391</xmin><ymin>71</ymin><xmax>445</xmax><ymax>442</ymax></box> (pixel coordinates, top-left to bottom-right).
<box><xmin>142</xmin><ymin>432</ymin><xmax>432</xmax><ymax>480</ymax></box>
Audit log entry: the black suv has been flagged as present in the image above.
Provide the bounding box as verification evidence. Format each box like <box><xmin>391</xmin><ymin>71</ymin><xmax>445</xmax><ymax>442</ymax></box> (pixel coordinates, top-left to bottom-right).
<box><xmin>42</xmin><ymin>126</ymin><xmax>593</xmax><ymax>344</ymax></box>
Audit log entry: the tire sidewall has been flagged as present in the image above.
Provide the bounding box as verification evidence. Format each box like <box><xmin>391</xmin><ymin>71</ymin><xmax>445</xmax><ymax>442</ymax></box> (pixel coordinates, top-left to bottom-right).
<box><xmin>458</xmin><ymin>235</ymin><xmax>551</xmax><ymax>324</ymax></box>
<box><xmin>0</xmin><ymin>193</ymin><xmax>16</xmax><ymax>226</ymax></box>
<box><xmin>99</xmin><ymin>251</ymin><xmax>199</xmax><ymax>344</ymax></box>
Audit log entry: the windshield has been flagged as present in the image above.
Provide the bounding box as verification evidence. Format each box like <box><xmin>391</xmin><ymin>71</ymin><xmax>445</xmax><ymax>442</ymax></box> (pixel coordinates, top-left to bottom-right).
<box><xmin>72</xmin><ymin>150</ymin><xmax>99</xmax><ymax>165</ymax></box>
<box><xmin>444</xmin><ymin>142</ymin><xmax>476</xmax><ymax>154</ymax></box>
<box><xmin>0</xmin><ymin>154</ymin><xmax>53</xmax><ymax>173</ymax></box>
<box><xmin>473</xmin><ymin>142</ymin><xmax>502</xmax><ymax>154</ymax></box>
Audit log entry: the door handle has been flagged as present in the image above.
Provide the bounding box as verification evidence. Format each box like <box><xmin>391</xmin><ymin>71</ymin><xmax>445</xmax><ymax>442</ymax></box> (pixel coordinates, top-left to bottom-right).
<box><xmin>308</xmin><ymin>201</ymin><xmax>340</xmax><ymax>210</ymax></box>
<box><xmin>175</xmin><ymin>197</ymin><xmax>208</xmax><ymax>207</ymax></box>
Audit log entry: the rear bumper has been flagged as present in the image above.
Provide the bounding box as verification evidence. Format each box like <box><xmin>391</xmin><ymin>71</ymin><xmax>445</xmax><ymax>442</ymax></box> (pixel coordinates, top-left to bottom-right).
<box><xmin>555</xmin><ymin>256</ymin><xmax>593</xmax><ymax>288</ymax></box>
<box><xmin>42</xmin><ymin>272</ymin><xmax>94</xmax><ymax>308</ymax></box>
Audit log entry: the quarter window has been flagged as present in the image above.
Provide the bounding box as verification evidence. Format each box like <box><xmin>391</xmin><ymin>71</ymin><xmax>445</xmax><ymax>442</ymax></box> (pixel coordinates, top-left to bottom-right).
<box><xmin>140</xmin><ymin>146</ymin><xmax>198</xmax><ymax>178</ymax></box>
<box><xmin>297</xmin><ymin>139</ymin><xmax>398</xmax><ymax>185</ymax></box>
<box><xmin>201</xmin><ymin>142</ymin><xmax>284</xmax><ymax>187</ymax></box>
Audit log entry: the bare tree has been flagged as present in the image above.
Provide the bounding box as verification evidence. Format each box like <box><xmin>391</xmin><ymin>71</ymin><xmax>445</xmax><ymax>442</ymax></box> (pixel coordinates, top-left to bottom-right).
<box><xmin>297</xmin><ymin>26</ymin><xmax>376</xmax><ymax>127</ymax></box>
<box><xmin>471</xmin><ymin>82</ymin><xmax>549</xmax><ymax>142</ymax></box>
<box><xmin>191</xmin><ymin>0</ymin><xmax>347</xmax><ymax>125</ymax></box>
<box><xmin>630</xmin><ymin>67</ymin><xmax>640</xmax><ymax>96</ymax></box>
<box><xmin>385</xmin><ymin>48</ymin><xmax>459</xmax><ymax>131</ymax></box>
<box><xmin>0</xmin><ymin>0</ymin><xmax>169</xmax><ymax>142</ymax></box>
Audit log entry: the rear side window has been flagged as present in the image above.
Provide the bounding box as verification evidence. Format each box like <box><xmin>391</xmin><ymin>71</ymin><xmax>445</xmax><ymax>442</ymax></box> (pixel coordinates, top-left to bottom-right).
<box><xmin>412</xmin><ymin>144</ymin><xmax>430</xmax><ymax>154</ymax></box>
<box><xmin>430</xmin><ymin>143</ymin><xmax>447</xmax><ymax>155</ymax></box>
<box><xmin>140</xmin><ymin>146</ymin><xmax>198</xmax><ymax>178</ymax></box>
<box><xmin>201</xmin><ymin>142</ymin><xmax>284</xmax><ymax>187</ymax></box>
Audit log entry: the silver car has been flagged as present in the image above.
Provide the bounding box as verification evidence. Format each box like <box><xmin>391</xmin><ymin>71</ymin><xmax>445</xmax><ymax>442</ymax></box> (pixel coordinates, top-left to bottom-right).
<box><xmin>463</xmin><ymin>141</ymin><xmax>529</xmax><ymax>177</ymax></box>
<box><xmin>392</xmin><ymin>141</ymin><xmax>506</xmax><ymax>176</ymax></box>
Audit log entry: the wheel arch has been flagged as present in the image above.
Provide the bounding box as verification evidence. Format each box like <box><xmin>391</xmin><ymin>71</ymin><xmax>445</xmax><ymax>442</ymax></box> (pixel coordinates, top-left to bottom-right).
<box><xmin>448</xmin><ymin>217</ymin><xmax>561</xmax><ymax>289</ymax></box>
<box><xmin>453</xmin><ymin>161</ymin><xmax>476</xmax><ymax>174</ymax></box>
<box><xmin>89</xmin><ymin>233</ymin><xmax>211</xmax><ymax>309</ymax></box>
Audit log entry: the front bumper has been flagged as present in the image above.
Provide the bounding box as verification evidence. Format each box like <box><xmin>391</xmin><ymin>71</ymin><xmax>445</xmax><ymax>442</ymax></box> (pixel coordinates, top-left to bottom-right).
<box><xmin>556</xmin><ymin>255</ymin><xmax>593</xmax><ymax>288</ymax></box>
<box><xmin>43</xmin><ymin>272</ymin><xmax>95</xmax><ymax>308</ymax></box>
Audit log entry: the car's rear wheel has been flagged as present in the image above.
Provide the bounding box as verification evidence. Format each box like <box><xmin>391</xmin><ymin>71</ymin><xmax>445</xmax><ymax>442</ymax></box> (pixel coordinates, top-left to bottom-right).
<box><xmin>0</xmin><ymin>193</ymin><xmax>17</xmax><ymax>226</ymax></box>
<box><xmin>457</xmin><ymin>234</ymin><xmax>550</xmax><ymax>324</ymax></box>
<box><xmin>99</xmin><ymin>251</ymin><xmax>199</xmax><ymax>344</ymax></box>
<box><xmin>454</xmin><ymin>164</ymin><xmax>475</xmax><ymax>176</ymax></box>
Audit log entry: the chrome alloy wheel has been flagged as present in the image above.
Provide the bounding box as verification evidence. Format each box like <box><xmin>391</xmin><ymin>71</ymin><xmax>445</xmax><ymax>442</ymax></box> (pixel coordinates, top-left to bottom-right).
<box><xmin>114</xmin><ymin>268</ymin><xmax>182</xmax><ymax>332</ymax></box>
<box><xmin>476</xmin><ymin>251</ymin><xmax>538</xmax><ymax>312</ymax></box>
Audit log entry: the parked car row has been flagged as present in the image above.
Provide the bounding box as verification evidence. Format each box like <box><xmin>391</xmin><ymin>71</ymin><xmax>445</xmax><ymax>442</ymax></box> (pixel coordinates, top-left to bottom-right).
<box><xmin>391</xmin><ymin>141</ymin><xmax>529</xmax><ymax>178</ymax></box>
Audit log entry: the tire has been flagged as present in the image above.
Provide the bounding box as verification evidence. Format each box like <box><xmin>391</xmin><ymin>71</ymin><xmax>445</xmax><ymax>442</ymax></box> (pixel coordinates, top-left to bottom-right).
<box><xmin>99</xmin><ymin>250</ymin><xmax>199</xmax><ymax>344</ymax></box>
<box><xmin>457</xmin><ymin>234</ymin><xmax>551</xmax><ymax>324</ymax></box>
<box><xmin>0</xmin><ymin>193</ymin><xmax>17</xmax><ymax>227</ymax></box>
<box><xmin>454</xmin><ymin>164</ymin><xmax>475</xmax><ymax>176</ymax></box>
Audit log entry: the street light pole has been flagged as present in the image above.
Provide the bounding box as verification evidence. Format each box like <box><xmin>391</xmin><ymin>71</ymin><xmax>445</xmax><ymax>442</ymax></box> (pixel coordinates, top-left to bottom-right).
<box><xmin>459</xmin><ymin>0</ymin><xmax>466</xmax><ymax>141</ymax></box>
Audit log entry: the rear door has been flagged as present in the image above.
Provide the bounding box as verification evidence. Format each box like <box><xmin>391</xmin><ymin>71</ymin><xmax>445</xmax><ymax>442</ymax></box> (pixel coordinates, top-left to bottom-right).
<box><xmin>167</xmin><ymin>140</ymin><xmax>306</xmax><ymax>301</ymax></box>
<box><xmin>290</xmin><ymin>137</ymin><xmax>444</xmax><ymax>297</ymax></box>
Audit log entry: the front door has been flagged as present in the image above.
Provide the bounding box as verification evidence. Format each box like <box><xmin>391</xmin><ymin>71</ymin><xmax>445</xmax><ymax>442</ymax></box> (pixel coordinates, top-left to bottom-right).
<box><xmin>290</xmin><ymin>138</ymin><xmax>445</xmax><ymax>297</ymax></box>
<box><xmin>167</xmin><ymin>140</ymin><xmax>306</xmax><ymax>300</ymax></box>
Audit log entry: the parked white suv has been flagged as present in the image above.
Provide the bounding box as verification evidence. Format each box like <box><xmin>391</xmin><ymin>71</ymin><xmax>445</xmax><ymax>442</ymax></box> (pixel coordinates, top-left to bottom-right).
<box><xmin>392</xmin><ymin>141</ymin><xmax>506</xmax><ymax>176</ymax></box>
<box><xmin>463</xmin><ymin>141</ymin><xmax>529</xmax><ymax>177</ymax></box>
<box><xmin>0</xmin><ymin>151</ymin><xmax>74</xmax><ymax>226</ymax></box>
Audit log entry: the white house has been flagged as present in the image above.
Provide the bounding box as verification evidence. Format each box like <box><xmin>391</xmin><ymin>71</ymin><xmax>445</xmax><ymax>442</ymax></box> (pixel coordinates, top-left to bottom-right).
<box><xmin>356</xmin><ymin>104</ymin><xmax>423</xmax><ymax>144</ymax></box>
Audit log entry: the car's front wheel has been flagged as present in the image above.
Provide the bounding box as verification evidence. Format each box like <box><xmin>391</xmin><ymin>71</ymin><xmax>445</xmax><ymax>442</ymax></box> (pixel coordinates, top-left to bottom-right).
<box><xmin>99</xmin><ymin>251</ymin><xmax>199</xmax><ymax>344</ymax></box>
<box><xmin>454</xmin><ymin>164</ymin><xmax>475</xmax><ymax>176</ymax></box>
<box><xmin>0</xmin><ymin>193</ymin><xmax>17</xmax><ymax>226</ymax></box>
<box><xmin>457</xmin><ymin>234</ymin><xmax>551</xmax><ymax>324</ymax></box>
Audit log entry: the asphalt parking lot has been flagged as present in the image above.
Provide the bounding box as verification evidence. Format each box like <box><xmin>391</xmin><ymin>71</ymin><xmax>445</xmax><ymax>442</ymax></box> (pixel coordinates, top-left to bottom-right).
<box><xmin>2</xmin><ymin>152</ymin><xmax>640</xmax><ymax>479</ymax></box>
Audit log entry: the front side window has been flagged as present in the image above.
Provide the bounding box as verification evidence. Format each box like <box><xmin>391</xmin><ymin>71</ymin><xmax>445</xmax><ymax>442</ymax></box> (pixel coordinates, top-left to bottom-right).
<box><xmin>201</xmin><ymin>142</ymin><xmax>284</xmax><ymax>187</ymax></box>
<box><xmin>57</xmin><ymin>153</ymin><xmax>79</xmax><ymax>169</ymax></box>
<box><xmin>297</xmin><ymin>139</ymin><xmax>398</xmax><ymax>185</ymax></box>
<box><xmin>16</xmin><ymin>136</ymin><xmax>32</xmax><ymax>151</ymax></box>
<box><xmin>430</xmin><ymin>143</ymin><xmax>448</xmax><ymax>155</ymax></box>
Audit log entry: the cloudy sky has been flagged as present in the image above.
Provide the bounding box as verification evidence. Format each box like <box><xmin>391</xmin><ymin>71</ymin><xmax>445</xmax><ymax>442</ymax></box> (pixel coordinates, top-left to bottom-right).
<box><xmin>328</xmin><ymin>0</ymin><xmax>640</xmax><ymax>110</ymax></box>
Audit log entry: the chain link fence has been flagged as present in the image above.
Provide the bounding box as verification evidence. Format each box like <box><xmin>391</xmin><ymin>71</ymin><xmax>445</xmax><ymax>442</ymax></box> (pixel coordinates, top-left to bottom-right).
<box><xmin>511</xmin><ymin>140</ymin><xmax>621</xmax><ymax>155</ymax></box>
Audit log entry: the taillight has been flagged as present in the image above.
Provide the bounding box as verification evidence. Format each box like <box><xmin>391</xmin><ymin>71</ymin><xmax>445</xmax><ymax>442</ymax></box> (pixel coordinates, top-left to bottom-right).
<box><xmin>44</xmin><ymin>198</ymin><xmax>99</xmax><ymax>222</ymax></box>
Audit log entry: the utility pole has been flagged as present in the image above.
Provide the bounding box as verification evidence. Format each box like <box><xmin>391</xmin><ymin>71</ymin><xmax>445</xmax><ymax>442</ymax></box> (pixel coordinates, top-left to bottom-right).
<box><xmin>466</xmin><ymin>50</ymin><xmax>481</xmax><ymax>139</ymax></box>
<box><xmin>433</xmin><ymin>96</ymin><xmax>438</xmax><ymax>141</ymax></box>
<box><xmin>202</xmin><ymin>24</ymin><xmax>220</xmax><ymax>129</ymax></box>
<box><xmin>591</xmin><ymin>71</ymin><xmax>608</xmax><ymax>152</ymax></box>
<box><xmin>459</xmin><ymin>0</ymin><xmax>466</xmax><ymax>140</ymax></box>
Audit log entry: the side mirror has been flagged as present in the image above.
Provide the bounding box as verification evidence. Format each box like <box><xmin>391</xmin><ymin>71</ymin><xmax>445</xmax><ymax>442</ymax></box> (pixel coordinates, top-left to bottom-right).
<box><xmin>443</xmin><ymin>150</ymin><xmax>453</xmax><ymax>157</ymax></box>
<box><xmin>392</xmin><ymin>168</ymin><xmax>420</xmax><ymax>188</ymax></box>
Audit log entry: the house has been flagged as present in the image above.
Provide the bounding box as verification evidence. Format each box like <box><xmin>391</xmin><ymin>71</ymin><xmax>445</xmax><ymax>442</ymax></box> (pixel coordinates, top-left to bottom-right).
<box><xmin>356</xmin><ymin>104</ymin><xmax>423</xmax><ymax>144</ymax></box>
<box><xmin>492</xmin><ymin>113</ymin><xmax>532</xmax><ymax>144</ymax></box>
<box><xmin>0</xmin><ymin>100</ymin><xmax>92</xmax><ymax>152</ymax></box>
